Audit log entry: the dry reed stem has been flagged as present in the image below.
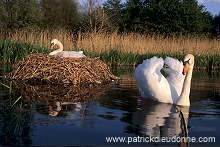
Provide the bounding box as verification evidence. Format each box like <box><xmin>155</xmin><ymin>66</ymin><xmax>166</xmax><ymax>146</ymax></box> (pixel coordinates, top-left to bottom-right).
<box><xmin>1</xmin><ymin>29</ymin><xmax>219</xmax><ymax>55</ymax></box>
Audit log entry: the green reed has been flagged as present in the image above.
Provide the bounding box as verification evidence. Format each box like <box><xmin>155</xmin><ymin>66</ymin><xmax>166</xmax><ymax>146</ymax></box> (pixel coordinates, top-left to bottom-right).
<box><xmin>0</xmin><ymin>81</ymin><xmax>22</xmax><ymax>107</ymax></box>
<box><xmin>0</xmin><ymin>40</ymin><xmax>49</xmax><ymax>63</ymax></box>
<box><xmin>85</xmin><ymin>49</ymin><xmax>220</xmax><ymax>70</ymax></box>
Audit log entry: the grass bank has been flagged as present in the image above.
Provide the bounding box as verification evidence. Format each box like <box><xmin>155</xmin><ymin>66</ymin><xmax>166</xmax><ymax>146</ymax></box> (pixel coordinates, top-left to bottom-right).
<box><xmin>0</xmin><ymin>40</ymin><xmax>219</xmax><ymax>70</ymax></box>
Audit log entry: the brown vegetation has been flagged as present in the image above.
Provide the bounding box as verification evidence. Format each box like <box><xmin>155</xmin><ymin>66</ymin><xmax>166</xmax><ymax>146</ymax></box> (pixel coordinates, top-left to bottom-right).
<box><xmin>1</xmin><ymin>30</ymin><xmax>219</xmax><ymax>55</ymax></box>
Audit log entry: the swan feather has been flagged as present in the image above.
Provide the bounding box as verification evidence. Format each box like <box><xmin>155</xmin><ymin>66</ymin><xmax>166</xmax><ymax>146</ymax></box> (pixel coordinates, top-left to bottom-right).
<box><xmin>49</xmin><ymin>39</ymin><xmax>86</xmax><ymax>58</ymax></box>
<box><xmin>134</xmin><ymin>54</ymin><xmax>194</xmax><ymax>106</ymax></box>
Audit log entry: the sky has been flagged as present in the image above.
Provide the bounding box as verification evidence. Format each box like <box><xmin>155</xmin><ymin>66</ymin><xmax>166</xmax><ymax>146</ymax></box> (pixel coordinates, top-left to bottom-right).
<box><xmin>197</xmin><ymin>0</ymin><xmax>220</xmax><ymax>15</ymax></box>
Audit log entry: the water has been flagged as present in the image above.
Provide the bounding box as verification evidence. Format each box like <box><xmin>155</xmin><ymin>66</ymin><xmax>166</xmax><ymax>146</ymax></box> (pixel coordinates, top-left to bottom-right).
<box><xmin>0</xmin><ymin>65</ymin><xmax>219</xmax><ymax>146</ymax></box>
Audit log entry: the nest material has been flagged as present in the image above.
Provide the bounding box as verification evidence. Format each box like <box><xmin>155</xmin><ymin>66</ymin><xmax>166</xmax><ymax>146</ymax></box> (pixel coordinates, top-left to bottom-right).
<box><xmin>8</xmin><ymin>53</ymin><xmax>119</xmax><ymax>84</ymax></box>
<box><xmin>14</xmin><ymin>81</ymin><xmax>105</xmax><ymax>103</ymax></box>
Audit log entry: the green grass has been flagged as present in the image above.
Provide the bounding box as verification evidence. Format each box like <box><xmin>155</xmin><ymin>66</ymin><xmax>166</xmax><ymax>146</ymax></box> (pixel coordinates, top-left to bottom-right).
<box><xmin>0</xmin><ymin>40</ymin><xmax>49</xmax><ymax>63</ymax></box>
<box><xmin>87</xmin><ymin>49</ymin><xmax>220</xmax><ymax>70</ymax></box>
<box><xmin>0</xmin><ymin>40</ymin><xmax>220</xmax><ymax>70</ymax></box>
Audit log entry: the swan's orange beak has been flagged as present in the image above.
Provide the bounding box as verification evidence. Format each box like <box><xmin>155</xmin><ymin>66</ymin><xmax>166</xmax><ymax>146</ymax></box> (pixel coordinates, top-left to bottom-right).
<box><xmin>182</xmin><ymin>62</ymin><xmax>189</xmax><ymax>75</ymax></box>
<box><xmin>50</xmin><ymin>43</ymin><xmax>54</xmax><ymax>50</ymax></box>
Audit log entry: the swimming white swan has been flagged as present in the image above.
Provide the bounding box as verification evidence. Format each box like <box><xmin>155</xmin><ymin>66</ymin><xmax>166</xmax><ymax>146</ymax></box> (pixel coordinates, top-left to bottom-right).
<box><xmin>49</xmin><ymin>39</ymin><xmax>86</xmax><ymax>58</ymax></box>
<box><xmin>134</xmin><ymin>54</ymin><xmax>194</xmax><ymax>106</ymax></box>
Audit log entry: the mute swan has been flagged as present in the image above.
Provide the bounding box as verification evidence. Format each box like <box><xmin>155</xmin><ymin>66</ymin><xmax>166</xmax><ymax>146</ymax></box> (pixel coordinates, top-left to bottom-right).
<box><xmin>134</xmin><ymin>54</ymin><xmax>194</xmax><ymax>106</ymax></box>
<box><xmin>49</xmin><ymin>39</ymin><xmax>86</xmax><ymax>58</ymax></box>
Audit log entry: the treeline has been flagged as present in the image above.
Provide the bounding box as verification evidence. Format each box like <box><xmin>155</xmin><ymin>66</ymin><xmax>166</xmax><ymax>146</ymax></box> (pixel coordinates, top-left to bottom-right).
<box><xmin>0</xmin><ymin>0</ymin><xmax>219</xmax><ymax>36</ymax></box>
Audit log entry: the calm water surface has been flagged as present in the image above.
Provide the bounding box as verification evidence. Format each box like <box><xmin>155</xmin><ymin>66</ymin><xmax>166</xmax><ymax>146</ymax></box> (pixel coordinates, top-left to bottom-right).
<box><xmin>0</xmin><ymin>66</ymin><xmax>219</xmax><ymax>146</ymax></box>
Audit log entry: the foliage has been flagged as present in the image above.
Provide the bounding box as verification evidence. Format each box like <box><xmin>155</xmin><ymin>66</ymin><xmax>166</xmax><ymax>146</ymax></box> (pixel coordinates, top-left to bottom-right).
<box><xmin>103</xmin><ymin>0</ymin><xmax>125</xmax><ymax>31</ymax></box>
<box><xmin>99</xmin><ymin>49</ymin><xmax>141</xmax><ymax>65</ymax></box>
<box><xmin>0</xmin><ymin>40</ymin><xmax>49</xmax><ymax>63</ymax></box>
<box><xmin>40</xmin><ymin>0</ymin><xmax>79</xmax><ymax>30</ymax></box>
<box><xmin>0</xmin><ymin>0</ymin><xmax>218</xmax><ymax>35</ymax></box>
<box><xmin>0</xmin><ymin>0</ymin><xmax>42</xmax><ymax>29</ymax></box>
<box><xmin>122</xmin><ymin>0</ymin><xmax>213</xmax><ymax>34</ymax></box>
<box><xmin>212</xmin><ymin>13</ymin><xmax>220</xmax><ymax>36</ymax></box>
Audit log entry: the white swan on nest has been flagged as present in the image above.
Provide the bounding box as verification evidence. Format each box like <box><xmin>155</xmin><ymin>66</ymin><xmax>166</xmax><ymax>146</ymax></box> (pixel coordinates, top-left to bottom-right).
<box><xmin>49</xmin><ymin>39</ymin><xmax>86</xmax><ymax>58</ymax></box>
<box><xmin>134</xmin><ymin>54</ymin><xmax>194</xmax><ymax>106</ymax></box>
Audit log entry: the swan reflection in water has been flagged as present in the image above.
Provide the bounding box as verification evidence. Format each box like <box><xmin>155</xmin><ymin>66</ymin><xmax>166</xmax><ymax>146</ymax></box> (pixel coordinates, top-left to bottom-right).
<box><xmin>48</xmin><ymin>101</ymin><xmax>64</xmax><ymax>116</ymax></box>
<box><xmin>48</xmin><ymin>101</ymin><xmax>83</xmax><ymax>117</ymax></box>
<box><xmin>132</xmin><ymin>99</ymin><xmax>189</xmax><ymax>144</ymax></box>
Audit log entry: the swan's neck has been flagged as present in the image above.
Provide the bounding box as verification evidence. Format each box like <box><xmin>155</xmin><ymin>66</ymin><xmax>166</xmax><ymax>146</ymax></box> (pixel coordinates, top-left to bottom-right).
<box><xmin>177</xmin><ymin>67</ymin><xmax>193</xmax><ymax>106</ymax></box>
<box><xmin>49</xmin><ymin>41</ymin><xmax>63</xmax><ymax>55</ymax></box>
<box><xmin>55</xmin><ymin>41</ymin><xmax>63</xmax><ymax>52</ymax></box>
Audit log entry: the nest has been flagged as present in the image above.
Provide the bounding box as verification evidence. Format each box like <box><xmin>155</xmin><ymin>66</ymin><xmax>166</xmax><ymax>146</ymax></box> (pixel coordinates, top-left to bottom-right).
<box><xmin>14</xmin><ymin>81</ymin><xmax>105</xmax><ymax>103</ymax></box>
<box><xmin>8</xmin><ymin>53</ymin><xmax>119</xmax><ymax>84</ymax></box>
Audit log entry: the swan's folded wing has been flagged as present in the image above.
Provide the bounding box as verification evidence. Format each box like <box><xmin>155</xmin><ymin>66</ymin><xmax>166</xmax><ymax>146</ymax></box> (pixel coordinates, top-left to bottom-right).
<box><xmin>62</xmin><ymin>51</ymin><xmax>86</xmax><ymax>58</ymax></box>
<box><xmin>163</xmin><ymin>57</ymin><xmax>185</xmax><ymax>97</ymax></box>
<box><xmin>134</xmin><ymin>57</ymin><xmax>173</xmax><ymax>103</ymax></box>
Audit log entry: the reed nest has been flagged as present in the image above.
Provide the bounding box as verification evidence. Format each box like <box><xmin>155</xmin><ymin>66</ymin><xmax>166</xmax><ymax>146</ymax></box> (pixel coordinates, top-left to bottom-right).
<box><xmin>14</xmin><ymin>81</ymin><xmax>105</xmax><ymax>103</ymax></box>
<box><xmin>8</xmin><ymin>53</ymin><xmax>119</xmax><ymax>84</ymax></box>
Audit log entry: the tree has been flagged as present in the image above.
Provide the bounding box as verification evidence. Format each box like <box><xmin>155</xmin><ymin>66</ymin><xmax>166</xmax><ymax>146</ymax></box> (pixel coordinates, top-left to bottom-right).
<box><xmin>0</xmin><ymin>0</ymin><xmax>42</xmax><ymax>29</ymax></box>
<box><xmin>79</xmin><ymin>0</ymin><xmax>109</xmax><ymax>32</ymax></box>
<box><xmin>142</xmin><ymin>0</ymin><xmax>184</xmax><ymax>33</ymax></box>
<box><xmin>212</xmin><ymin>13</ymin><xmax>220</xmax><ymax>36</ymax></box>
<box><xmin>103</xmin><ymin>0</ymin><xmax>125</xmax><ymax>31</ymax></box>
<box><xmin>123</xmin><ymin>0</ymin><xmax>145</xmax><ymax>32</ymax></box>
<box><xmin>0</xmin><ymin>0</ymin><xmax>8</xmax><ymax>29</ymax></box>
<box><xmin>123</xmin><ymin>0</ymin><xmax>212</xmax><ymax>34</ymax></box>
<box><xmin>179</xmin><ymin>0</ymin><xmax>212</xmax><ymax>34</ymax></box>
<box><xmin>40</xmin><ymin>0</ymin><xmax>79</xmax><ymax>30</ymax></box>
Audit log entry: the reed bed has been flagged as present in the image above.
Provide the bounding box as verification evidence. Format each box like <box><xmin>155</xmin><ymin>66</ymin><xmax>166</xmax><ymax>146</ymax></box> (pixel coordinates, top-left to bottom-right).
<box><xmin>1</xmin><ymin>29</ymin><xmax>219</xmax><ymax>55</ymax></box>
<box><xmin>0</xmin><ymin>29</ymin><xmax>220</xmax><ymax>69</ymax></box>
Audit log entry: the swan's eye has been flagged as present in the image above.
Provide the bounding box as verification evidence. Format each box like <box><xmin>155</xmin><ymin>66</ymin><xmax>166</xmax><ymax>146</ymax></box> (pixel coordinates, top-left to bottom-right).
<box><xmin>183</xmin><ymin>59</ymin><xmax>190</xmax><ymax>66</ymax></box>
<box><xmin>163</xmin><ymin>64</ymin><xmax>169</xmax><ymax>68</ymax></box>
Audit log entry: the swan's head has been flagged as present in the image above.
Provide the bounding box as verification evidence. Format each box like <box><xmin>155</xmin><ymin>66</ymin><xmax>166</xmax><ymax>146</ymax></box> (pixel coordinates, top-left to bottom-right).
<box><xmin>163</xmin><ymin>57</ymin><xmax>183</xmax><ymax>75</ymax></box>
<box><xmin>182</xmin><ymin>54</ymin><xmax>194</xmax><ymax>75</ymax></box>
<box><xmin>50</xmin><ymin>39</ymin><xmax>59</xmax><ymax>50</ymax></box>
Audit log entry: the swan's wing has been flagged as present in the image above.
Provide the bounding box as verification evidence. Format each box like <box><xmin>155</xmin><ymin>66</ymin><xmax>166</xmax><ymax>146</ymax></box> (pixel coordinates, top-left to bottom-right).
<box><xmin>62</xmin><ymin>51</ymin><xmax>86</xmax><ymax>58</ymax></box>
<box><xmin>50</xmin><ymin>52</ymin><xmax>63</xmax><ymax>57</ymax></box>
<box><xmin>49</xmin><ymin>50</ymin><xmax>60</xmax><ymax>55</ymax></box>
<box><xmin>134</xmin><ymin>57</ymin><xmax>173</xmax><ymax>103</ymax></box>
<box><xmin>163</xmin><ymin>57</ymin><xmax>185</xmax><ymax>97</ymax></box>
